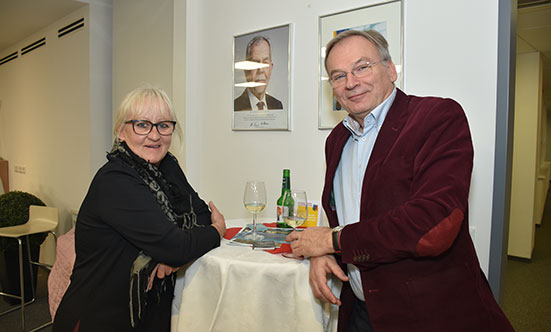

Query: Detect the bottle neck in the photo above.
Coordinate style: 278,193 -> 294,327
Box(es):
281,177 -> 290,195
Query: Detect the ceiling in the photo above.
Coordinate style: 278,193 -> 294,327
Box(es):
0,0 -> 87,52
517,2 -> 551,108
0,0 -> 550,107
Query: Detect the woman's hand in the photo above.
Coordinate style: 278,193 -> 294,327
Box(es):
147,263 -> 180,291
209,201 -> 226,238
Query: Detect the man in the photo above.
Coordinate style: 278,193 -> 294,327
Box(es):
285,30 -> 513,332
234,36 -> 283,111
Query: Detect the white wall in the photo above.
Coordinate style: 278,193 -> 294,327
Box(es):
177,0 -> 501,272
89,0 -> 113,174
113,0 -> 174,112
0,7 -> 91,264
508,51 -> 543,259
0,2 -> 112,264
112,0 -> 181,156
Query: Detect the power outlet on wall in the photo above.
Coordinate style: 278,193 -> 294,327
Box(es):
14,164 -> 26,174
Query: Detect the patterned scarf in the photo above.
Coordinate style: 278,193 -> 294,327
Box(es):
108,139 -> 202,328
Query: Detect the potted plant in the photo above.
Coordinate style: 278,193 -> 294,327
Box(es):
0,191 -> 47,304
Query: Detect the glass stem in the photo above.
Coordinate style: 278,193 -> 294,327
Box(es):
252,212 -> 258,237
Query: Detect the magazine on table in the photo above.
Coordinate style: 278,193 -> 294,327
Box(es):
227,224 -> 301,249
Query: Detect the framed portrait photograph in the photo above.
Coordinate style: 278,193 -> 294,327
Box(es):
233,24 -> 292,131
318,0 -> 403,129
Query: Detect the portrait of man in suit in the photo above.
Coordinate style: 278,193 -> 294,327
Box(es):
234,36 -> 283,111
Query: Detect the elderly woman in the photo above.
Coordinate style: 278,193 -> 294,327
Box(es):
53,87 -> 226,332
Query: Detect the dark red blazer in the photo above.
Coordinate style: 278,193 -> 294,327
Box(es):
322,89 -> 513,332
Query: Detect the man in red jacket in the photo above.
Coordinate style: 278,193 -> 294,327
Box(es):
286,29 -> 513,332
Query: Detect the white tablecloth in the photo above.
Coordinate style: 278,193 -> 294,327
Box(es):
171,219 -> 341,332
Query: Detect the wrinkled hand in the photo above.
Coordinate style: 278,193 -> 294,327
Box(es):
285,227 -> 333,258
147,263 -> 180,291
309,255 -> 349,306
209,201 -> 226,238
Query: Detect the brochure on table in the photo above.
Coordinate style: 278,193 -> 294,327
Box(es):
228,224 -> 300,249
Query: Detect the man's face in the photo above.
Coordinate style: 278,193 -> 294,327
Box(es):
245,40 -> 273,100
326,35 -> 397,124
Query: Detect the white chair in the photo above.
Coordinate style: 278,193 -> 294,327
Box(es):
0,205 -> 58,331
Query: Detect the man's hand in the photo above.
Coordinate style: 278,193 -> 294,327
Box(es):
209,201 -> 226,238
285,226 -> 333,257
309,255 -> 349,306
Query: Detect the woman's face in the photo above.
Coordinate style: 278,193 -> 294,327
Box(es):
118,100 -> 173,165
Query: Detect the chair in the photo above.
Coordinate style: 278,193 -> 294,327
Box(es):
47,226 -> 75,319
0,205 -> 58,331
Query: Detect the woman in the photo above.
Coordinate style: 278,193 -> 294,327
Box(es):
53,87 -> 226,332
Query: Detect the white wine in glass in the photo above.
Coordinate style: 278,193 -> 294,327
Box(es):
243,181 -> 266,241
282,190 -> 308,230
244,202 -> 266,214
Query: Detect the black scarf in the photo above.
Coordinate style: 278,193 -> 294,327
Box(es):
108,139 -> 202,328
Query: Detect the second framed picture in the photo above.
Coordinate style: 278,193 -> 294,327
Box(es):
318,0 -> 403,129
233,24 -> 292,131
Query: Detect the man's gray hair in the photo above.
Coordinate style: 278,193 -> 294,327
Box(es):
324,29 -> 392,70
246,35 -> 272,61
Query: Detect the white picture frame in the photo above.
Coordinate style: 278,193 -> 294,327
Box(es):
233,24 -> 292,131
318,1 -> 403,129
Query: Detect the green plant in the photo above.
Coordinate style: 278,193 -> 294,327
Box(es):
0,191 -> 47,251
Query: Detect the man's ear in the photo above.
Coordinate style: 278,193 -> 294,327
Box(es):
386,60 -> 398,83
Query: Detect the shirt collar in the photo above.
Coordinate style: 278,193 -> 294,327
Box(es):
247,89 -> 267,109
343,87 -> 397,138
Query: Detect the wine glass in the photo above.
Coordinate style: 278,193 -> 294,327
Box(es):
282,190 -> 308,230
243,181 -> 266,241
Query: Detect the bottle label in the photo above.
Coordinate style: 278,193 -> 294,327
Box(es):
276,205 -> 289,221
277,205 -> 290,227
282,178 -> 289,190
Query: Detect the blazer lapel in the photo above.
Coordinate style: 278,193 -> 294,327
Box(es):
322,123 -> 351,225
363,89 -> 410,186
323,89 -> 410,226
327,125 -> 351,175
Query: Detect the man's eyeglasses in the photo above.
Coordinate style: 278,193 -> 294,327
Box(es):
124,120 -> 176,136
329,61 -> 381,88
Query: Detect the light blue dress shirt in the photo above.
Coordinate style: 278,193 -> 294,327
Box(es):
333,88 -> 397,301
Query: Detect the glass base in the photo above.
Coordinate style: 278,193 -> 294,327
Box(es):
243,231 -> 264,241
282,252 -> 303,259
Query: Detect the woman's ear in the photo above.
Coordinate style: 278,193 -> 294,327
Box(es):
117,127 -> 125,142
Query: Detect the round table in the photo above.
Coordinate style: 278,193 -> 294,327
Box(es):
171,218 -> 341,332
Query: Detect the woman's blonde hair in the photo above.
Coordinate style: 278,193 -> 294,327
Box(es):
113,86 -> 182,140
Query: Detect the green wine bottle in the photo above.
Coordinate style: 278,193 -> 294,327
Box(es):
276,169 -> 292,228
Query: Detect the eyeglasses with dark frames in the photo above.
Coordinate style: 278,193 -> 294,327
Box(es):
124,120 -> 176,136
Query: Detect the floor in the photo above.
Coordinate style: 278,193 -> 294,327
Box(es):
502,197 -> 551,331
0,268 -> 52,332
